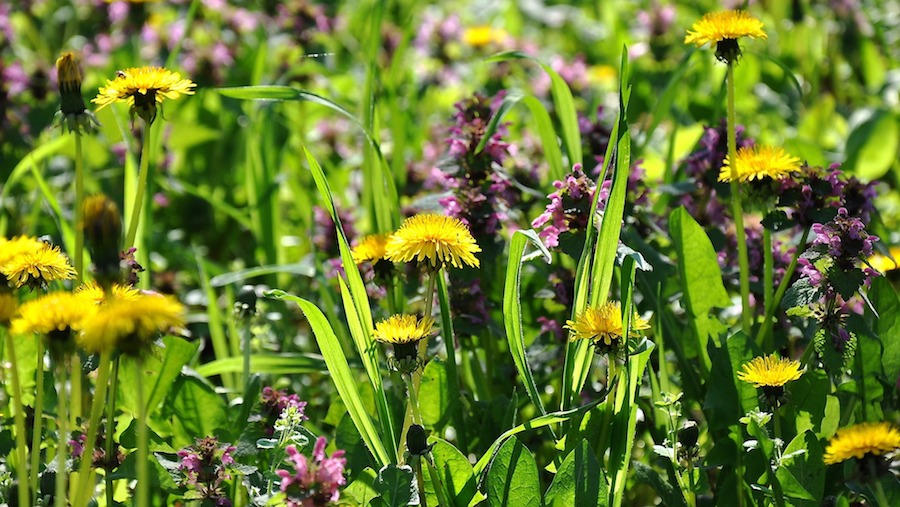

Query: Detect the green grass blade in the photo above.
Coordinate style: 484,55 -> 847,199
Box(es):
304,146 -> 398,459
484,51 -> 582,167
503,230 -> 553,420
0,136 -> 69,235
28,164 -> 74,256
268,289 -> 392,467
472,401 -> 601,478
193,353 -> 333,377
475,90 -> 566,182
209,261 -> 315,287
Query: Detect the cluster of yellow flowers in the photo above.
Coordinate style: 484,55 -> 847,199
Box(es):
1,235 -> 184,357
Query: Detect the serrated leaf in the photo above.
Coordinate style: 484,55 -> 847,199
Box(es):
375,464 -> 417,507
485,438 -> 542,507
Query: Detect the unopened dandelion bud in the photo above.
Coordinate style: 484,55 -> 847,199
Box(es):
55,52 -> 99,133
406,424 -> 430,457
82,194 -> 122,285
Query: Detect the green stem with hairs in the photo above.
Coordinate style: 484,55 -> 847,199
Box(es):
74,131 -> 85,284
74,350 -> 112,506
125,121 -> 152,249
404,374 -> 423,425
29,340 -> 45,500
756,227 -> 812,347
54,359 -> 69,507
762,228 -> 774,350
105,358 -> 121,507
726,62 -> 752,335
136,360 -> 149,507
5,334 -> 31,507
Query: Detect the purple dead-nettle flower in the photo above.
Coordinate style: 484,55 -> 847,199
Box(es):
532,165 -> 596,249
261,387 -> 308,436
811,208 -> 878,267
176,436 -> 236,506
777,165 -> 845,227
840,174 -> 879,223
277,437 -> 347,507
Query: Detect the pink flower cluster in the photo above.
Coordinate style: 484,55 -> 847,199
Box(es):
176,436 -> 236,506
277,437 -> 347,506
531,165 -> 596,249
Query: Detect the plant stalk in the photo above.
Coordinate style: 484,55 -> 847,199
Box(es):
726,62 -> 752,335
125,121 -> 152,249
74,130 -> 85,284
5,334 -> 31,507
74,350 -> 112,506
756,227 -> 812,346
54,359 -> 69,507
29,339 -> 45,499
136,359 -> 149,507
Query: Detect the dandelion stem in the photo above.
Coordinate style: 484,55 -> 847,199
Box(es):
71,354 -> 82,425
125,120 -> 152,249
762,228 -> 774,349
726,62 -> 752,335
74,350 -> 112,506
136,359 -> 149,507
54,359 -> 69,507
756,227 -> 811,346
413,457 -> 428,507
29,340 -> 45,500
404,374 -> 423,425
5,333 -> 31,507
74,130 -> 85,284
105,357 -> 121,507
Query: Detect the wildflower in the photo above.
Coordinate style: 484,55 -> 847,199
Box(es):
74,281 -> 141,305
373,314 -> 434,374
351,233 -> 389,265
261,387 -> 308,436
92,66 -> 195,124
824,422 -> 900,468
719,146 -> 802,183
76,293 -> 184,356
385,214 -> 481,269
565,302 -> 650,354
737,354 -> 804,407
868,246 -> 900,274
532,165 -> 596,250
55,52 -> 99,133
1,242 -> 76,290
82,194 -> 123,283
11,291 -> 96,358
684,11 -> 767,63
176,436 -> 236,506
462,26 -> 508,47
276,437 -> 347,507
0,292 -> 16,326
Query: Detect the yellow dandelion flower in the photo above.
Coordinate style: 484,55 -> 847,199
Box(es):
868,246 -> 900,274
385,214 -> 481,269
75,282 -> 141,305
10,291 -> 96,336
718,145 -> 802,183
737,354 -> 804,388
77,293 -> 185,355
684,10 -> 767,48
92,66 -> 195,123
565,302 -> 651,347
0,236 -> 45,266
462,26 -> 508,47
373,314 -> 434,344
1,243 -> 76,289
824,422 -> 900,465
0,293 -> 17,326
352,234 -> 390,265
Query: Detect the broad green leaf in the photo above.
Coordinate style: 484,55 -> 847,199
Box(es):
545,439 -> 608,507
668,207 -> 731,315
375,464 -> 416,507
118,336 -> 199,416
268,290 -> 392,467
785,370 -> 830,437
426,438 -> 481,507
703,332 -> 760,432
343,467 -> 380,506
166,375 -> 229,449
503,230 -> 553,422
775,430 -> 824,504
632,462 -> 687,507
485,437 -> 542,507
420,358 -> 452,430
844,109 -> 899,180
872,278 -> 900,382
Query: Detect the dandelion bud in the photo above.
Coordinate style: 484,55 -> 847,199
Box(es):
55,52 -> 98,133
82,194 -> 122,285
406,424 -> 430,457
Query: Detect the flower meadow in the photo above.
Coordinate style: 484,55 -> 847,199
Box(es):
2,1 -> 900,506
